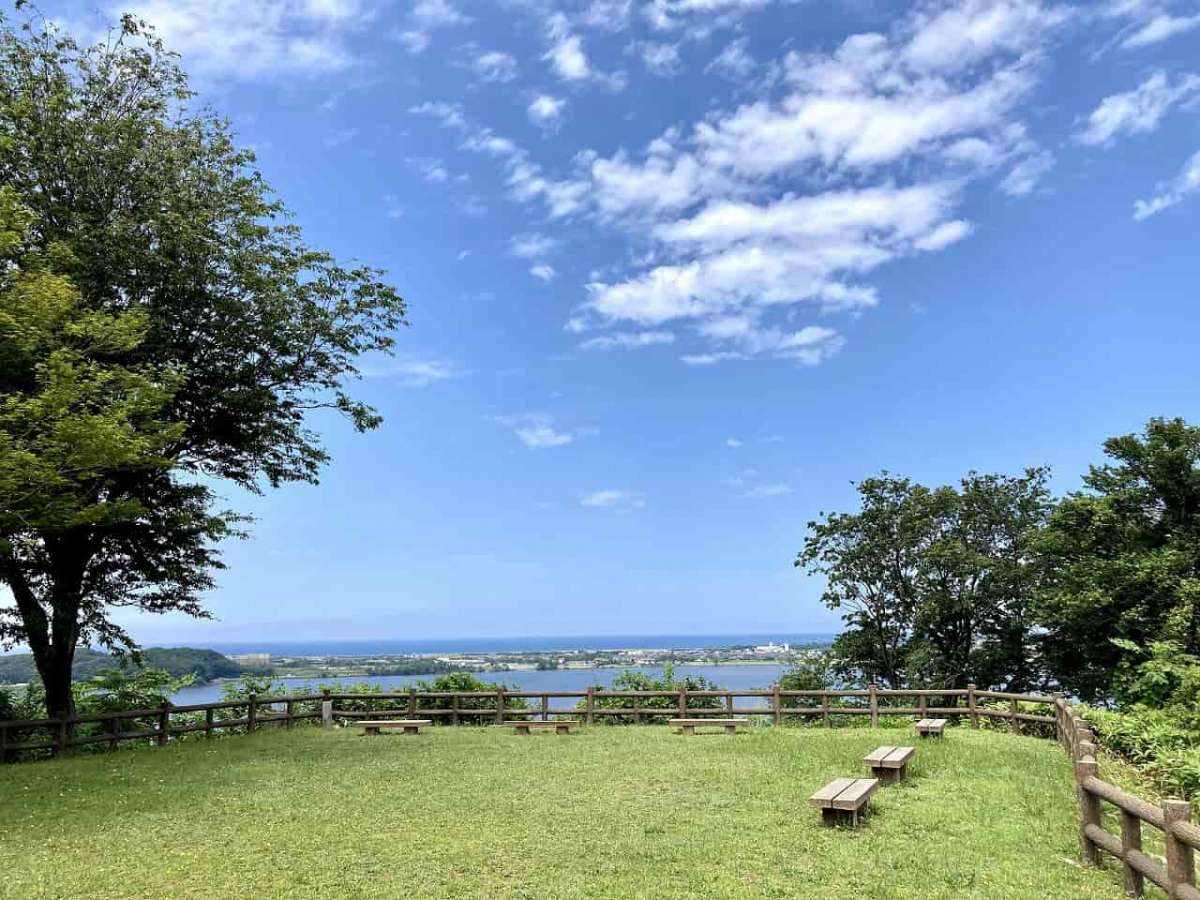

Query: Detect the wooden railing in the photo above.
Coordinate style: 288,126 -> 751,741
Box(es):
0,694 -> 325,758
1056,696 -> 1199,898
1,682 -> 1195,896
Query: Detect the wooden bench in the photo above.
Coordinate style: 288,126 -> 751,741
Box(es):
359,719 -> 431,736
915,718 -> 948,738
809,778 -> 879,827
864,745 -> 915,782
502,721 -> 577,735
669,718 -> 743,735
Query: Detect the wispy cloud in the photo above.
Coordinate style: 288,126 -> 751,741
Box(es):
580,489 -> 645,509
1076,71 -> 1200,146
578,331 -> 674,351
495,413 -> 584,448
1134,149 -> 1200,219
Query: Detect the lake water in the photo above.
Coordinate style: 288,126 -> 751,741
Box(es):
169,664 -> 792,706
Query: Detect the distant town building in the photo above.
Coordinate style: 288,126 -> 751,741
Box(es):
229,653 -> 271,667
753,642 -> 790,654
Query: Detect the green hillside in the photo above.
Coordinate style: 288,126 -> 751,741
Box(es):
0,648 -> 244,686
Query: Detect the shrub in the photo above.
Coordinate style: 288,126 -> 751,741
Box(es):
581,665 -> 725,724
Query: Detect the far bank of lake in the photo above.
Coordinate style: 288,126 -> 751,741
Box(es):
170,663 -> 792,706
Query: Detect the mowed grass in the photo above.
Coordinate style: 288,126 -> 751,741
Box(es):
1,725 -> 1132,899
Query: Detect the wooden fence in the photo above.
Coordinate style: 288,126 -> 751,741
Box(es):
1056,698 -> 1200,898
1,683 -> 1196,896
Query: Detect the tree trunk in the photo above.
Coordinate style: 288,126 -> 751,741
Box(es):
34,646 -> 76,722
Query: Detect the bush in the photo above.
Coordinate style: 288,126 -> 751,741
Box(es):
581,665 -> 725,724
320,673 -> 527,722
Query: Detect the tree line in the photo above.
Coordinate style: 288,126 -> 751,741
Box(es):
796,417 -> 1200,703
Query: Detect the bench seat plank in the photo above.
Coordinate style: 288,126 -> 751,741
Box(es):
668,719 -> 740,726
832,778 -> 878,810
809,778 -> 858,808
883,747 -> 915,766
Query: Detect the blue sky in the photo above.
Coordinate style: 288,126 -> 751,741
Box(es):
45,0 -> 1200,644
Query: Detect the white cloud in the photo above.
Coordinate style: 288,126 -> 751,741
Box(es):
707,37 -> 755,79
364,357 -> 461,387
580,489 -> 645,509
1122,12 -> 1200,48
742,482 -> 792,499
638,42 -> 683,76
496,413 -> 579,448
1133,149 -> 1200,219
517,423 -> 572,447
581,0 -> 634,32
528,94 -> 567,129
901,0 -> 1073,74
1076,71 -> 1200,146
578,331 -> 675,350
544,12 -> 627,89
999,149 -> 1055,195
109,0 -> 373,80
467,48 -> 519,83
382,194 -> 404,219
725,437 -> 743,447
413,0 -> 470,28
913,219 -> 974,251
395,30 -> 430,54
407,157 -> 450,183
530,264 -> 558,281
511,233 -> 560,259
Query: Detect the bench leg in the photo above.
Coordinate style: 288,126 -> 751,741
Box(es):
820,808 -> 839,826
403,726 -> 419,735
724,724 -> 736,735
681,725 -> 695,736
364,727 -> 379,736
555,725 -> 569,735
516,726 -> 530,735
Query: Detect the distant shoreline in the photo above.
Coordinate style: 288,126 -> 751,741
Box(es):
202,633 -> 837,657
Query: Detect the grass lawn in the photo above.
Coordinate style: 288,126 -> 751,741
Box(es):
0,725 -> 1133,899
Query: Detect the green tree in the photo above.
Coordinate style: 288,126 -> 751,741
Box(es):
795,475 -> 928,688
1037,418 -> 1200,701
797,469 -> 1051,690
0,14 -> 406,719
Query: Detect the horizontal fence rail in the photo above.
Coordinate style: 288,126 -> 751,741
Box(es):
0,682 -> 1193,896
0,683 -> 1056,758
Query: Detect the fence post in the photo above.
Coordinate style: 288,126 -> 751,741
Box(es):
451,693 -> 461,726
109,715 -> 120,751
541,695 -> 549,722
968,684 -> 978,729
1009,698 -> 1020,735
1119,809 -> 1144,896
285,700 -> 294,730
247,694 -> 257,733
918,692 -> 927,719
0,722 -> 7,763
407,690 -> 417,718
321,689 -> 332,729
821,692 -> 830,728
205,707 -> 215,737
1053,693 -> 1065,748
586,687 -> 595,725
726,694 -> 734,719
678,688 -> 687,719
495,689 -> 505,725
868,683 -> 878,728
53,717 -> 68,757
773,686 -> 781,726
157,701 -> 170,746
1164,799 -> 1196,897
633,693 -> 641,724
1076,757 -> 1101,867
